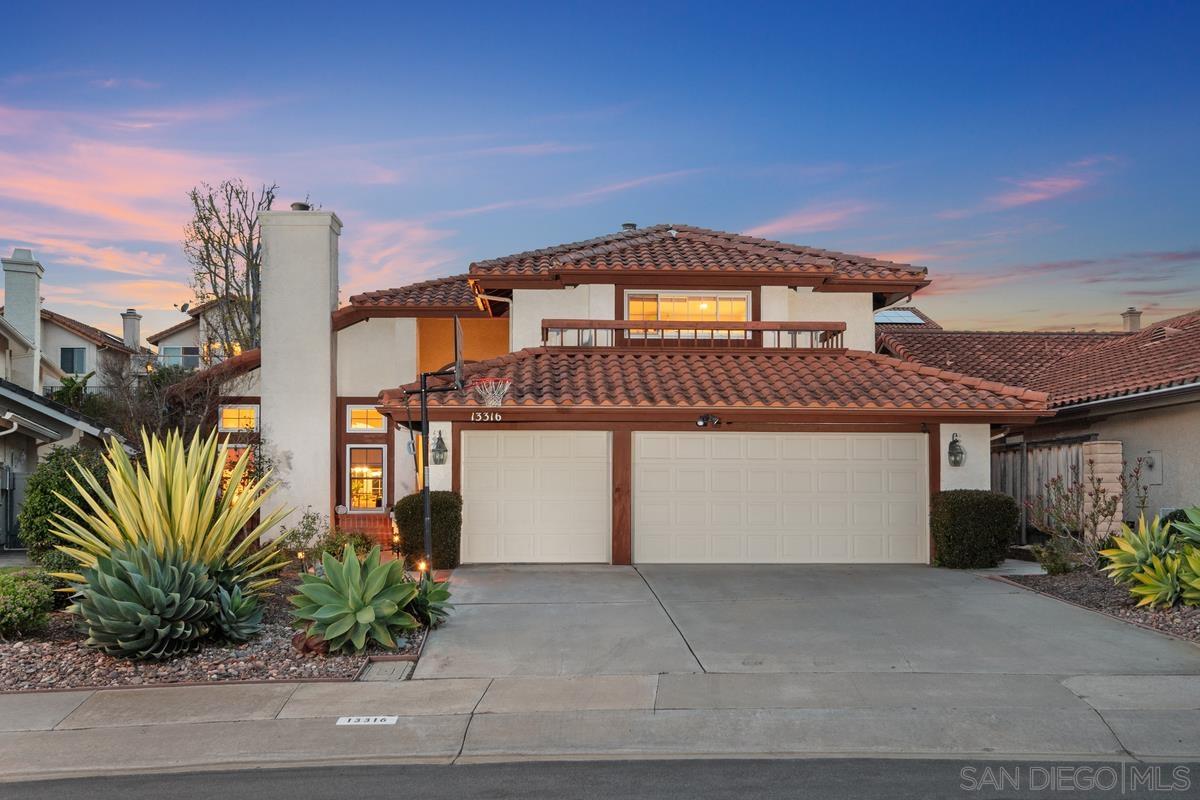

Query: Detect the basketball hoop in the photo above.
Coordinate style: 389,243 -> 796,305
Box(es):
470,377 -> 512,407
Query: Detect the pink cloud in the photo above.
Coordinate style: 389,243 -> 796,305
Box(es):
991,176 -> 1088,209
745,200 -> 873,238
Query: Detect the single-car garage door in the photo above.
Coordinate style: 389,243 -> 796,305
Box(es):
634,432 -> 928,563
461,430 -> 611,563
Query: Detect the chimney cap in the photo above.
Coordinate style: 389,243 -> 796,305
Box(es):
122,308 -> 141,317
621,222 -> 637,231
290,201 -> 312,212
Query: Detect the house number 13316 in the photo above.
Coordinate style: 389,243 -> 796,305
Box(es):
470,411 -> 502,422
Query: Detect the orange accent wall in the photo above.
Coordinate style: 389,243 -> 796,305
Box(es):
417,317 -> 509,374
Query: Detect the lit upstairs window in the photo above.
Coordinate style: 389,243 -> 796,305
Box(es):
218,404 -> 259,432
347,406 -> 386,432
626,291 -> 750,339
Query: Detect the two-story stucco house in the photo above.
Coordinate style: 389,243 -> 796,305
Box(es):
186,207 -> 1050,566
0,249 -> 120,549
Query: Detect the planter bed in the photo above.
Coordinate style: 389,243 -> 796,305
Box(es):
1010,569 -> 1200,645
0,572 -> 425,692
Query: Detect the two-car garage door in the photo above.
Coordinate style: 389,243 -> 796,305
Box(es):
633,432 -> 928,563
460,430 -> 928,564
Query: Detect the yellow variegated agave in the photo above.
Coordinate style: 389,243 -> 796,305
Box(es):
50,429 -> 291,596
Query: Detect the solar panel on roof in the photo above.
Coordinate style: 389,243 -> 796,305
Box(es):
874,309 -> 925,324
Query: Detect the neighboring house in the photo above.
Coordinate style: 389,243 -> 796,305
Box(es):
1,248 -> 146,395
146,297 -> 245,368
878,307 -> 1200,516
185,212 -> 1050,565
0,250 -> 120,549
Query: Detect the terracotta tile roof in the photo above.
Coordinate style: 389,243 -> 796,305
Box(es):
468,224 -> 929,284
349,275 -> 476,308
1028,310 -> 1200,406
39,308 -> 140,354
874,306 -> 942,332
381,348 -> 1047,414
877,329 -> 1124,389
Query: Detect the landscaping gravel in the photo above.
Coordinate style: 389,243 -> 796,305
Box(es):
1011,569 -> 1200,644
0,574 -> 425,692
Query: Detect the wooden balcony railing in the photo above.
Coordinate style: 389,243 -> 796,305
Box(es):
540,319 -> 847,350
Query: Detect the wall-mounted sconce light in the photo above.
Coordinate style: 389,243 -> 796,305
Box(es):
696,414 -> 721,428
948,433 -> 966,467
431,431 -> 448,465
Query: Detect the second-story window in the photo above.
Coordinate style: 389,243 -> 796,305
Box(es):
218,404 -> 259,432
160,346 -> 201,369
347,405 -> 386,432
626,291 -> 750,339
59,347 -> 86,374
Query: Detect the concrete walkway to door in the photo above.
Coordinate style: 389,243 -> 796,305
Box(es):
415,564 -> 1200,678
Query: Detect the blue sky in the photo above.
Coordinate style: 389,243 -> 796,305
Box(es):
2,1 -> 1198,337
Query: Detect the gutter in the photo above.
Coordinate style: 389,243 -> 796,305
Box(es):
0,384 -> 105,438
0,412 -> 62,442
1056,379 -> 1200,412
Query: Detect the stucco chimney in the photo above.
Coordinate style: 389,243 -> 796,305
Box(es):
121,308 -> 142,350
258,206 -> 343,535
1121,306 -> 1142,333
1,248 -> 44,391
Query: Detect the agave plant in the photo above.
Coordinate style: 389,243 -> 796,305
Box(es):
50,429 -> 291,596
290,544 -> 418,653
1180,547 -> 1200,607
1099,516 -> 1175,585
1128,554 -> 1182,609
213,584 -> 263,643
1170,507 -> 1200,548
71,543 -> 218,660
407,572 -> 454,628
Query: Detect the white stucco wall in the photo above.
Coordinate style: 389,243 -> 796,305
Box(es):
336,317 -> 418,396
939,423 -> 991,491
509,285 -> 615,350
259,210 -> 342,535
761,286 -> 876,351
40,321 -> 100,388
154,322 -> 200,350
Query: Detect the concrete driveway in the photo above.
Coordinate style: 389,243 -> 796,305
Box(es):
414,564 -> 1200,679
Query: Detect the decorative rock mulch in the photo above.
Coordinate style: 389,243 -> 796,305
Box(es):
0,574 -> 425,692
1010,569 -> 1200,644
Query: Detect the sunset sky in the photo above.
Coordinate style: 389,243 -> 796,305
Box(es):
3,1 -> 1198,339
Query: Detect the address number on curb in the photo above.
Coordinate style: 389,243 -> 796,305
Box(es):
470,411 -> 503,422
336,716 -> 398,726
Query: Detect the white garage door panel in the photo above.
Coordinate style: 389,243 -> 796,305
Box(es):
461,431 -> 610,563
634,432 -> 928,564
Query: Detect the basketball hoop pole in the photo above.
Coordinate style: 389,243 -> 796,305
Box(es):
407,367 -> 458,572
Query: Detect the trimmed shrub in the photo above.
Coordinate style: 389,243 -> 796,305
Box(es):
394,491 -> 462,570
316,529 -> 373,559
0,568 -> 54,637
931,490 -> 1019,569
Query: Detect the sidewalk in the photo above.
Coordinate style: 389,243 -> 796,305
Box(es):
2,672 -> 1198,781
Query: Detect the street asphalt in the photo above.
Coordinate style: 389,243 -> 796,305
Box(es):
4,759 -> 1197,800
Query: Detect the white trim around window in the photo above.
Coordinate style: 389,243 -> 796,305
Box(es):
345,443 -> 388,513
217,403 -> 259,433
345,404 -> 387,433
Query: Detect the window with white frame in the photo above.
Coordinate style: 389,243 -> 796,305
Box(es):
346,405 -> 386,432
346,445 -> 386,511
625,290 -> 751,339
218,404 -> 259,432
159,346 -> 201,369
59,347 -> 86,374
